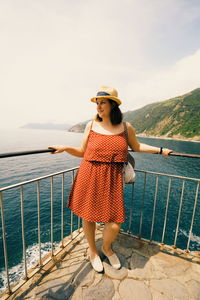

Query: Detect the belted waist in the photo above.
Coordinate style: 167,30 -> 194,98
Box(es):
84,151 -> 128,163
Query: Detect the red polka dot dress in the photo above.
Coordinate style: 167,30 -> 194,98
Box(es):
66,121 -> 128,223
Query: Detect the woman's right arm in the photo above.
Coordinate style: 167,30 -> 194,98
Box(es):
126,122 -> 173,156
48,120 -> 92,157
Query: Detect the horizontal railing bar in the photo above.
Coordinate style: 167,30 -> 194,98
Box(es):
128,150 -> 200,159
168,152 -> 200,159
0,148 -> 55,158
0,167 -> 79,192
135,169 -> 200,182
0,148 -> 200,159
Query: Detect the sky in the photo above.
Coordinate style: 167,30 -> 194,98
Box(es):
1,0 -> 200,129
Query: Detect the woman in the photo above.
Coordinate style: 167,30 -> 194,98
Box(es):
48,86 -> 173,273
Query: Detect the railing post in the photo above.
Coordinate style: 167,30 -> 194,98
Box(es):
50,176 -> 54,257
20,185 -> 28,279
150,176 -> 159,242
61,173 -> 64,247
78,216 -> 81,232
139,172 -> 146,238
37,180 -> 42,266
70,170 -> 75,238
0,191 -> 11,294
187,181 -> 199,251
128,183 -> 135,233
174,180 -> 185,247
161,177 -> 172,244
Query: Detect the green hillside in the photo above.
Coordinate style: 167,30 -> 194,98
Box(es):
69,88 -> 200,141
123,88 -> 200,140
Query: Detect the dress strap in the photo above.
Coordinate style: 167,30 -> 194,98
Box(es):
90,119 -> 94,131
123,122 -> 128,141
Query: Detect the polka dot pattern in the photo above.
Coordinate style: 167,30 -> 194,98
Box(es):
66,123 -> 128,223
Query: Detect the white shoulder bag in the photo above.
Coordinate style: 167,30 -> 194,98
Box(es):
123,122 -> 136,184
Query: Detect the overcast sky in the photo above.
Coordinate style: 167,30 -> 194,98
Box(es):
1,0 -> 200,129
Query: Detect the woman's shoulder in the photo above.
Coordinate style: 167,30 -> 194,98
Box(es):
123,121 -> 132,128
84,119 -> 94,132
85,120 -> 93,127
123,121 -> 136,133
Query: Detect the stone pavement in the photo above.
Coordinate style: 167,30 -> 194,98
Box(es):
8,223 -> 200,300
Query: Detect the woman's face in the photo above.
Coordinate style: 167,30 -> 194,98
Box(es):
96,98 -> 111,119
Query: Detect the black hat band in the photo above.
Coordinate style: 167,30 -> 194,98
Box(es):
96,92 -> 111,97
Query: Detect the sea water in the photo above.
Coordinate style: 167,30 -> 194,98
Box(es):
0,128 -> 200,292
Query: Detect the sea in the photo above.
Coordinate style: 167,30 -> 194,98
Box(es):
0,128 -> 200,292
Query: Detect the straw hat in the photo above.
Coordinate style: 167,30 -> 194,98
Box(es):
90,86 -> 122,105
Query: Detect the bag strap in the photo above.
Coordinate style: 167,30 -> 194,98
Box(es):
123,122 -> 135,168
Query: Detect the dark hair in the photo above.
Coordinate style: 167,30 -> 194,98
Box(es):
96,99 -> 123,125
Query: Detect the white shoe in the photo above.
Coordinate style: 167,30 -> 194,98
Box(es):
101,246 -> 121,269
89,254 -> 104,272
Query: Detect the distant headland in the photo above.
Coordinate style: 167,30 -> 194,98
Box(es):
20,122 -> 71,131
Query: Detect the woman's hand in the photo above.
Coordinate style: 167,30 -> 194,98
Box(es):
162,148 -> 173,156
48,145 -> 66,154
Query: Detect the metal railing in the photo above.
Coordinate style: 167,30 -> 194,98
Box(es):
0,167 -> 81,295
127,170 -> 200,248
0,149 -> 200,296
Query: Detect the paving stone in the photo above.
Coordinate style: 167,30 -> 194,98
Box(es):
116,234 -> 145,249
172,268 -> 200,286
70,286 -> 83,300
61,253 -> 84,269
128,267 -> 166,280
112,242 -> 133,258
69,247 -> 87,260
191,262 -> 200,275
119,279 -> 152,300
68,258 -> 88,276
150,252 -> 191,277
103,262 -> 128,280
149,289 -> 170,300
112,279 -> 120,290
82,277 -> 115,300
185,279 -> 200,300
147,243 -> 162,257
112,291 -> 121,300
79,269 -> 95,287
132,246 -> 150,258
150,279 -> 189,299
130,252 -> 150,269
72,262 -> 95,287
90,273 -> 103,287
40,296 -> 53,300
32,278 -> 75,300
128,252 -> 165,280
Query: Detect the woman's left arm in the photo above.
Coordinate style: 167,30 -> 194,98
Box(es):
126,122 -> 173,157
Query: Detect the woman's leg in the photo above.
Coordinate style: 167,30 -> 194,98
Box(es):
82,219 -> 98,259
102,222 -> 121,255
